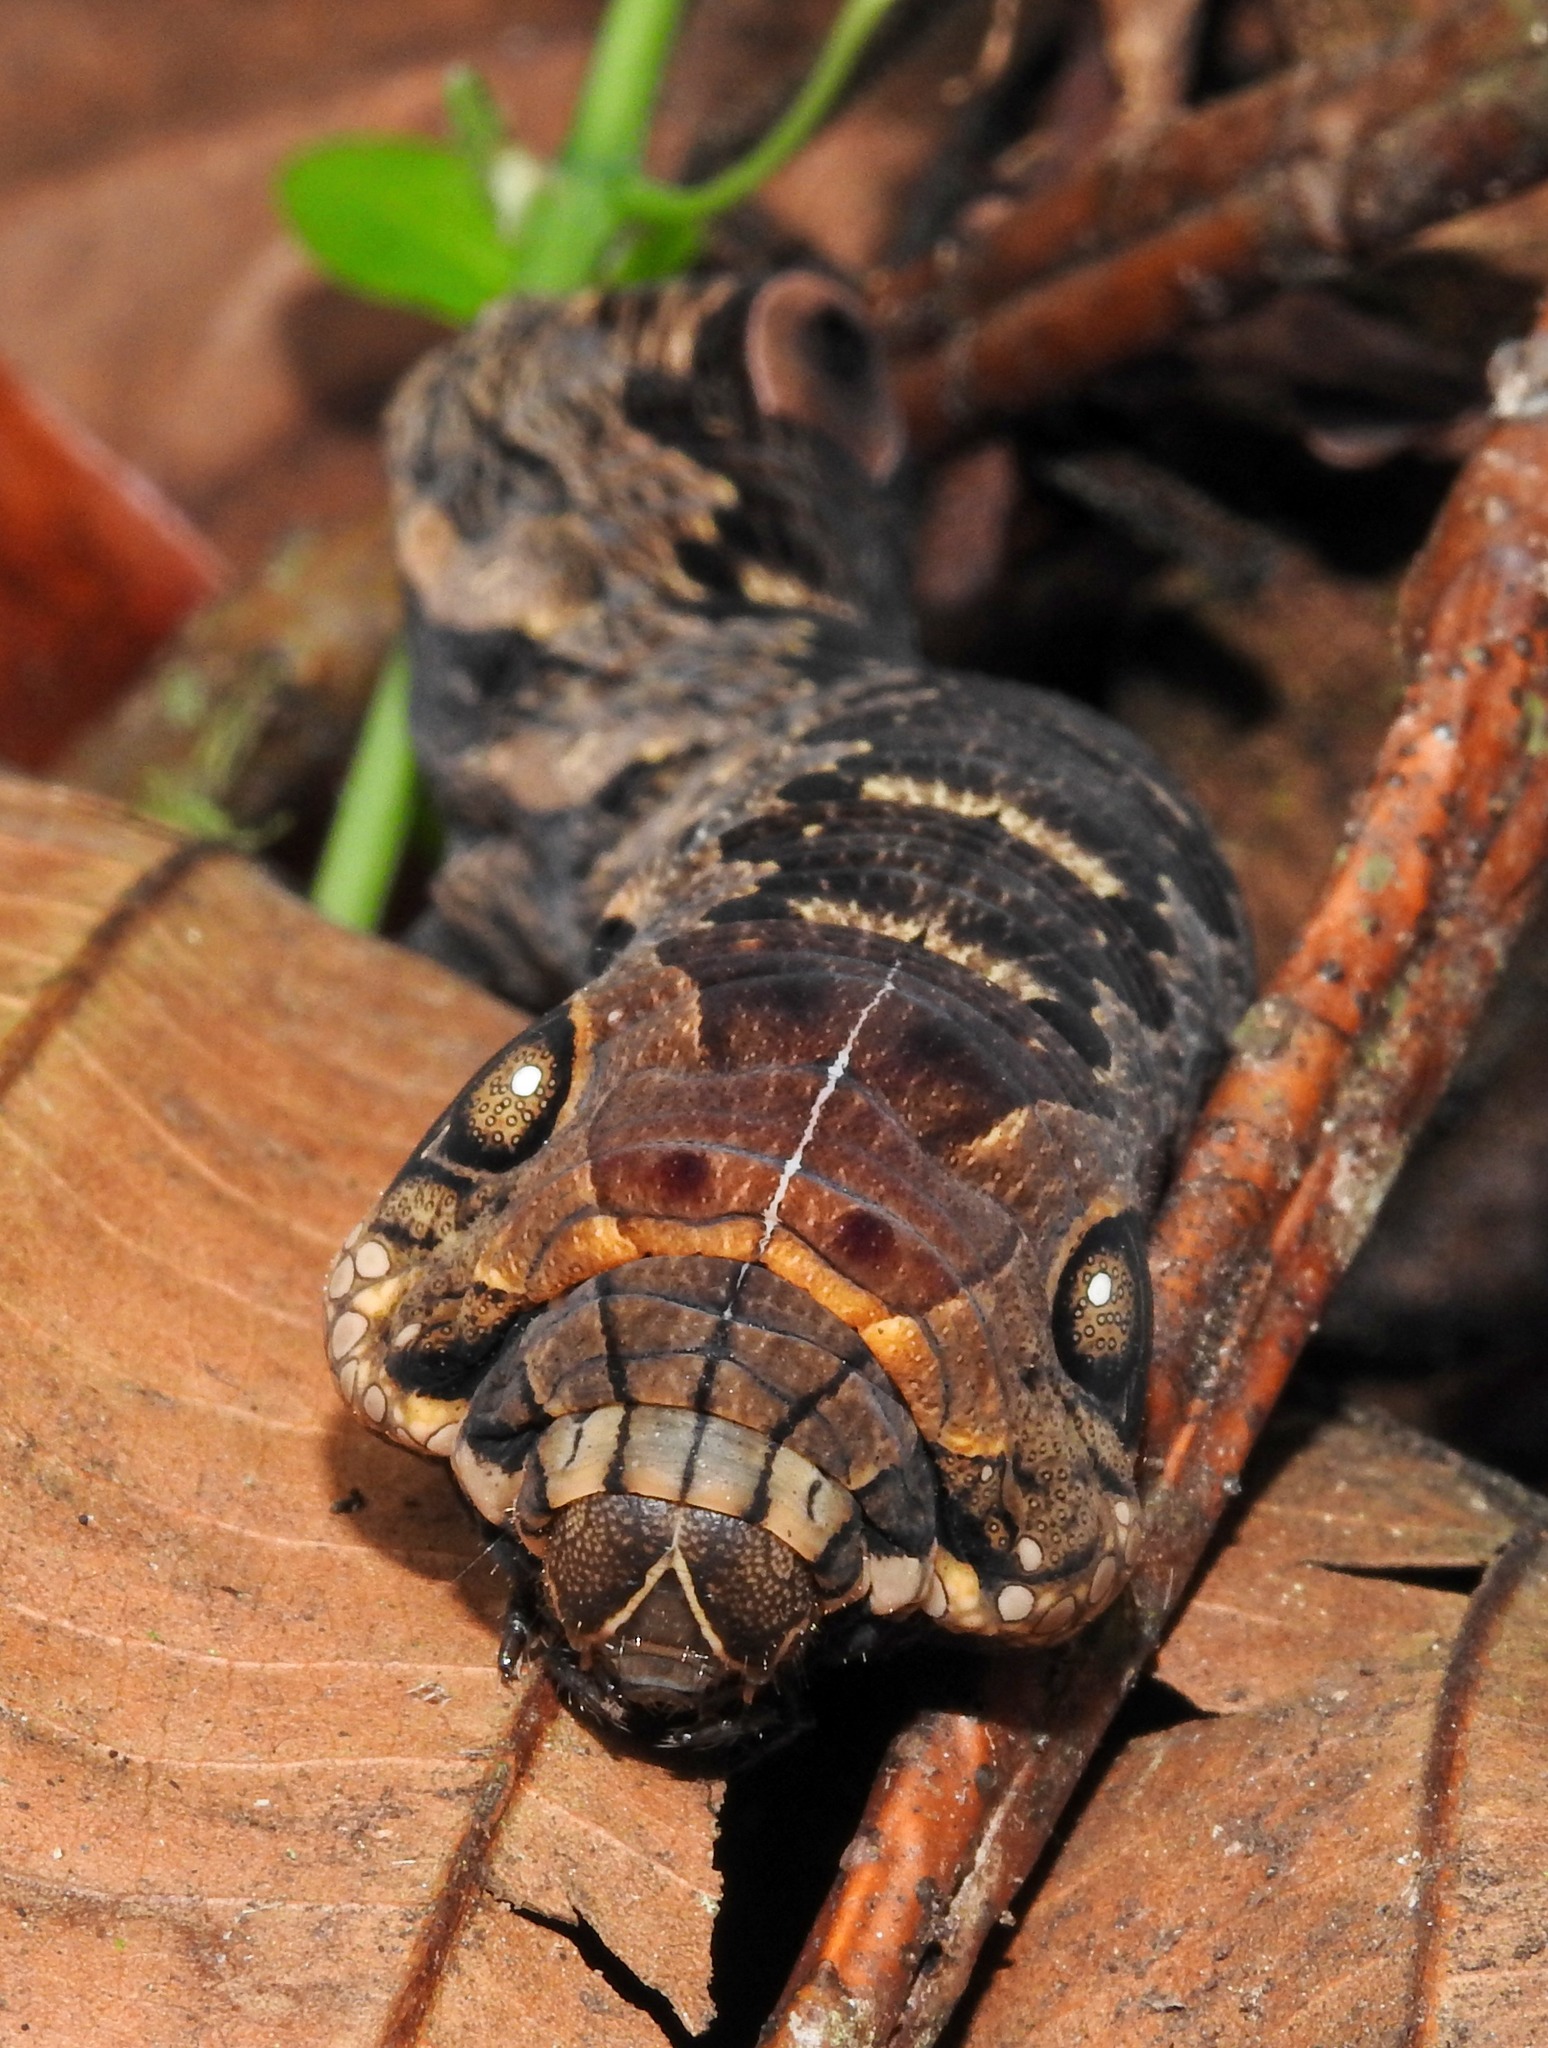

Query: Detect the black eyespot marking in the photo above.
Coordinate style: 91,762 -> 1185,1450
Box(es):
444,1006 -> 575,1170
588,915 -> 636,975
1051,1212 -> 1151,1448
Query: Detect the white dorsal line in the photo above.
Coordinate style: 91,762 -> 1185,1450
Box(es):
754,965 -> 899,1260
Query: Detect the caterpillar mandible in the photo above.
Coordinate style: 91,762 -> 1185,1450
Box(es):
323,271 -> 1253,1749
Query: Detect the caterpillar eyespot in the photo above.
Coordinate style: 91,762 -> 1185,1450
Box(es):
446,1012 -> 573,1171
1052,1213 -> 1152,1449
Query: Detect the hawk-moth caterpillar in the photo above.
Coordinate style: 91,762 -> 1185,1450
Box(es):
323,272 -> 1253,1748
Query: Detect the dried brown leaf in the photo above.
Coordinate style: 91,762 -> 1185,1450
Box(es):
483,1709 -> 720,2033
0,776 -> 721,2043
1157,1409 -> 1531,1711
957,1412 -> 1548,2048
417,1902 -> 669,2046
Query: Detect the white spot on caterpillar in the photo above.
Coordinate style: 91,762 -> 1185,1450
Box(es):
1086,1270 -> 1114,1307
354,1240 -> 391,1280
362,1383 -> 388,1424
868,1554 -> 930,1615
509,1062 -> 544,1098
391,1322 -> 422,1350
1015,1535 -> 1044,1573
755,965 -> 898,1257
327,1257 -> 355,1300
997,1584 -> 1035,1622
1035,1594 -> 1079,1638
1089,1554 -> 1120,1607
329,1311 -> 368,1360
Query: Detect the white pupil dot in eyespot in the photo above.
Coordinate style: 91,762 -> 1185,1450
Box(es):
1086,1269 -> 1114,1308
509,1062 -> 544,1099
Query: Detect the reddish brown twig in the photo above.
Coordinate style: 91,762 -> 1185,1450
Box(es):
869,0 -> 1548,448
761,313 -> 1548,2048
873,1 -> 1522,339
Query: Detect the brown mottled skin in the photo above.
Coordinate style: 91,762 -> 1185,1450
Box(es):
323,273 -> 1254,1750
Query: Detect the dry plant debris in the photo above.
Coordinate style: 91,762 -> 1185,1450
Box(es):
57,514 -> 399,847
873,0 -> 1548,446
1053,447 -> 1408,968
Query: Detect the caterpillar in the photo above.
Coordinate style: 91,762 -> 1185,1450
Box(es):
323,271 -> 1254,1749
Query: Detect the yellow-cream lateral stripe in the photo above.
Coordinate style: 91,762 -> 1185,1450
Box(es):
858,772 -> 1126,900
788,897 -> 1055,1007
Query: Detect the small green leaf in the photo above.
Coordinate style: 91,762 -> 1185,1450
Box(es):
280,138 -> 514,322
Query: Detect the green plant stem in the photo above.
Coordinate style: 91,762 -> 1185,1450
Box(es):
506,169 -> 627,292
507,0 -> 692,291
310,644 -> 419,930
560,0 -> 690,173
618,0 -> 898,224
